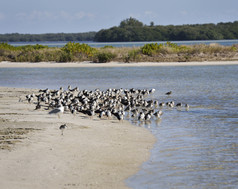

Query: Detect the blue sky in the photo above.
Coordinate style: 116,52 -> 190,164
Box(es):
0,0 -> 238,34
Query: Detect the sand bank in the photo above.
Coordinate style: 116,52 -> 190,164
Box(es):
0,87 -> 155,189
0,60 -> 238,68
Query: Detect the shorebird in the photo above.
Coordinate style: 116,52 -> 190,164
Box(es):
185,104 -> 189,110
165,91 -> 172,96
149,88 -> 156,94
176,103 -> 182,107
154,110 -> 163,119
145,113 -> 152,121
35,102 -> 41,110
49,105 -> 64,118
159,102 -> 165,107
138,112 -> 145,121
59,124 -> 67,135
106,110 -> 112,119
25,86 -> 192,130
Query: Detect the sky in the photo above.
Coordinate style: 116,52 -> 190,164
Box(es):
0,0 -> 238,34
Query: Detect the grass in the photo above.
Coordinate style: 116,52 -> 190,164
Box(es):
0,42 -> 237,63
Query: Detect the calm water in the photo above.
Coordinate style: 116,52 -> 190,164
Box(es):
0,65 -> 238,188
8,39 -> 238,48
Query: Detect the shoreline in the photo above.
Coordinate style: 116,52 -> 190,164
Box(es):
0,60 -> 238,68
0,87 -> 156,189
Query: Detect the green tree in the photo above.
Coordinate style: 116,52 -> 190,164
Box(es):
119,17 -> 143,28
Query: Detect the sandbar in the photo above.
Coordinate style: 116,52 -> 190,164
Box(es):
0,60 -> 238,68
0,87 -> 155,189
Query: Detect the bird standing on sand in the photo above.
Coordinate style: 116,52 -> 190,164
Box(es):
35,102 -> 41,110
59,124 -> 67,135
49,105 -> 64,118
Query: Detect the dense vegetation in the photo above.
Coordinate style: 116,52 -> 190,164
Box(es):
0,18 -> 238,43
0,32 -> 96,42
94,18 -> 238,42
0,42 -> 237,63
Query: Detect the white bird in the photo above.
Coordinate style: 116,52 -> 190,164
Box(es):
138,112 -> 145,121
49,105 -> 64,118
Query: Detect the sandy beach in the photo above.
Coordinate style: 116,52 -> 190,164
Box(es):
0,60 -> 238,68
0,87 -> 156,189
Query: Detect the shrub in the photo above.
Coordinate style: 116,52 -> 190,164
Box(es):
17,44 -> 48,51
124,49 -> 141,62
0,42 -> 17,50
101,45 -> 114,49
95,52 -> 116,63
141,43 -> 162,56
33,54 -> 43,62
59,51 -> 73,62
62,42 -> 97,57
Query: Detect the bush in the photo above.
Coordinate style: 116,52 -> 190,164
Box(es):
33,53 -> 44,62
141,43 -> 162,56
59,51 -> 73,62
62,42 -> 97,57
101,45 -> 114,49
95,52 -> 116,63
0,42 -> 17,50
124,49 -> 141,62
18,44 -> 48,51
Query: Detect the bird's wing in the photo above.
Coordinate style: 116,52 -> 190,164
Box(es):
49,108 -> 60,114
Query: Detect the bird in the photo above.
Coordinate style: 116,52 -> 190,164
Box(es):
59,124 -> 67,135
106,110 -> 112,119
149,88 -> 156,94
49,105 -> 64,118
185,104 -> 189,110
35,102 -> 41,110
154,110 -> 163,119
99,111 -> 105,119
25,86 -> 192,130
176,103 -> 182,107
165,91 -> 172,96
159,102 -> 165,107
138,112 -> 145,121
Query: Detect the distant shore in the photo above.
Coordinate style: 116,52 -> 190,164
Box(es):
1,60 -> 238,68
0,87 -> 155,189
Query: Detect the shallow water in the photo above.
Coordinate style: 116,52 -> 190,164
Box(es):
8,39 -> 238,48
0,65 -> 238,188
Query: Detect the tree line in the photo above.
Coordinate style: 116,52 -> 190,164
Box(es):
0,18 -> 238,42
94,18 -> 238,42
0,32 -> 96,42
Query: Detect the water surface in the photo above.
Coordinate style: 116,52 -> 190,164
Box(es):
8,39 -> 238,48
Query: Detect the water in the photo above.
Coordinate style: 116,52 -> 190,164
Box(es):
0,65 -> 238,188
8,39 -> 238,48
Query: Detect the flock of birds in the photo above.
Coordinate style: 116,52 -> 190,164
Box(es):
25,86 -> 189,134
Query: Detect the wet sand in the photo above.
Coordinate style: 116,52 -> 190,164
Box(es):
0,87 -> 155,189
0,60 -> 238,68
